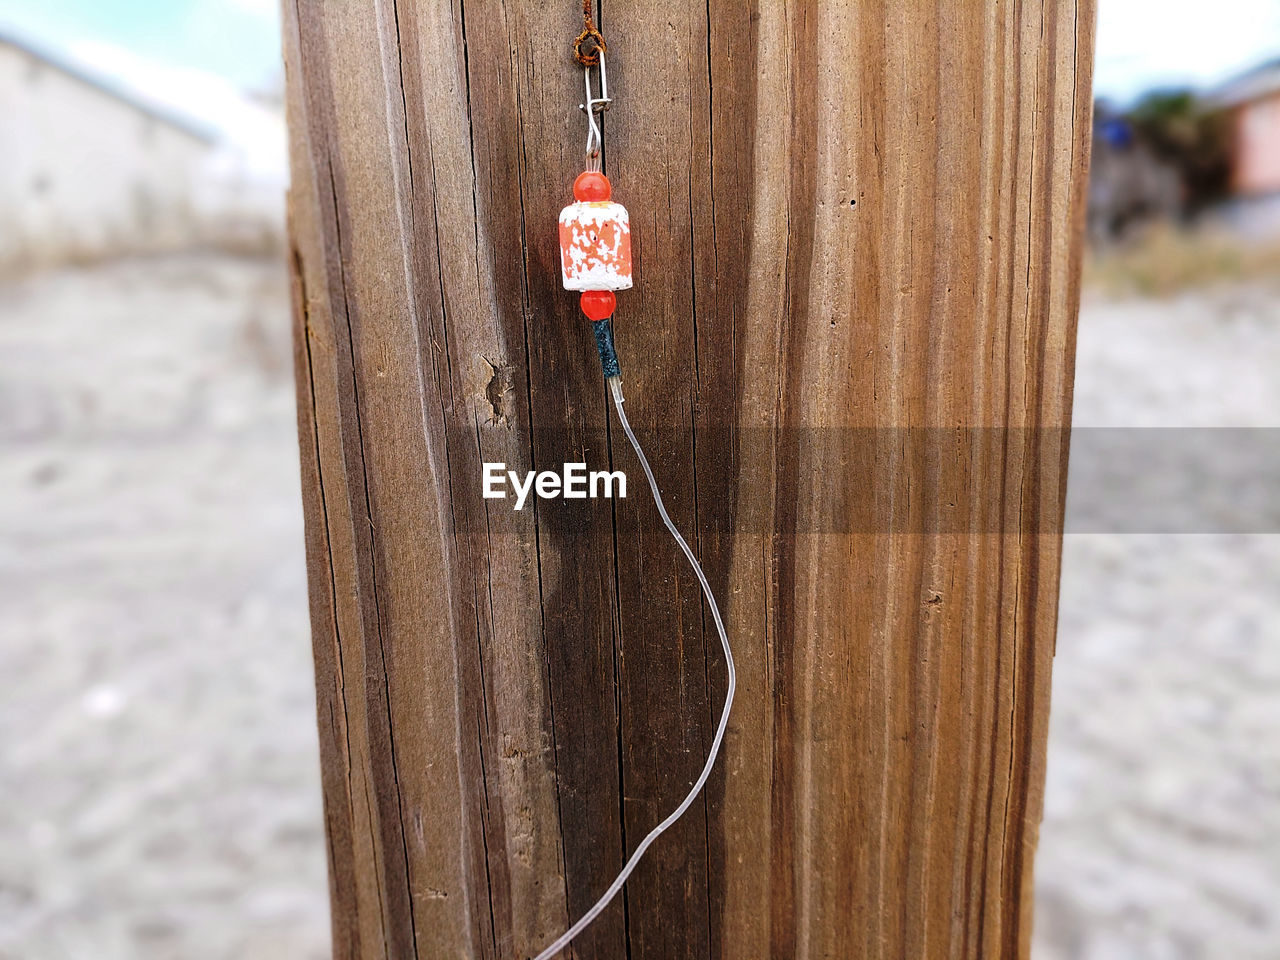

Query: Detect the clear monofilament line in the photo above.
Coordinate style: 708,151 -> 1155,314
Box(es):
531,376 -> 737,960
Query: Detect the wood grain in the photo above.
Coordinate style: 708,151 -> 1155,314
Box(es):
284,0 -> 1095,957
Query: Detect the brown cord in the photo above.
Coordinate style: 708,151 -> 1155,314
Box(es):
573,0 -> 606,66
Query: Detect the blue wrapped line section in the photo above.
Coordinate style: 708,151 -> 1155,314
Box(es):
592,317 -> 621,379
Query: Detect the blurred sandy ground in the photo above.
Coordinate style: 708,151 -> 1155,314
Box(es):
1035,272 -> 1280,959
0,256 -> 326,959
0,247 -> 1278,959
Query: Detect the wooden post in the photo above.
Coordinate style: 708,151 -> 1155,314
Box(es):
284,1 -> 1094,957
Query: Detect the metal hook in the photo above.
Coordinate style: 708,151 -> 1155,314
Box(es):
579,49 -> 611,172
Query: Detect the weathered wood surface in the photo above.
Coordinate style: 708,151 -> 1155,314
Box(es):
283,1 -> 1095,957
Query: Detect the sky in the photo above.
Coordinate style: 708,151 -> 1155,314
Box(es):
1094,0 -> 1280,103
0,0 -> 281,91
1,0 -> 1279,118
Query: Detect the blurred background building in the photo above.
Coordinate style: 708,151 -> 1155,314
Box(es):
1221,58 -> 1280,193
1218,58 -> 1280,234
0,25 -> 284,272
1089,63 -> 1280,243
0,32 -> 216,265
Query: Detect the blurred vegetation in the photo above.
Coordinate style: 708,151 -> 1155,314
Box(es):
1127,90 -> 1233,214
1084,223 -> 1280,298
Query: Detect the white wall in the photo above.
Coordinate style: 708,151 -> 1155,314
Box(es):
0,42 -> 215,266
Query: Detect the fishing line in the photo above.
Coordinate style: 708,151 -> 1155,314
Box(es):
529,14 -> 736,960
531,378 -> 736,960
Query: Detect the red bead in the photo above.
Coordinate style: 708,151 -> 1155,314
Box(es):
580,290 -> 616,321
573,171 -> 612,202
